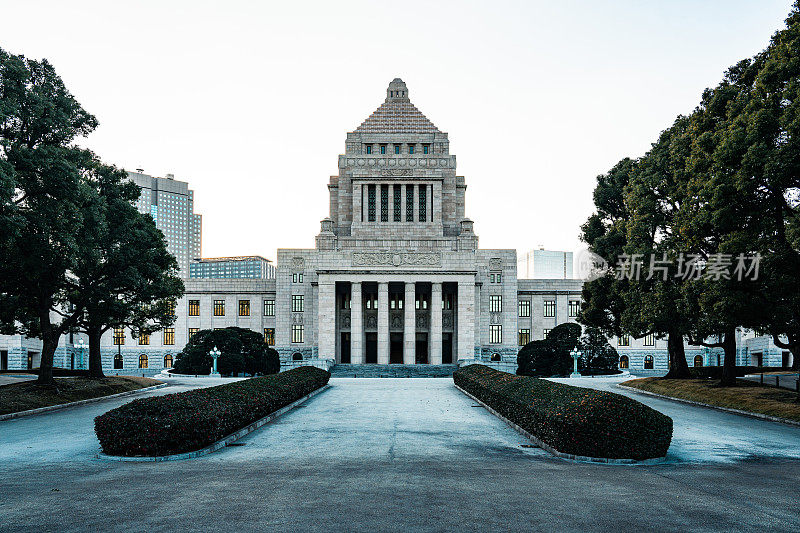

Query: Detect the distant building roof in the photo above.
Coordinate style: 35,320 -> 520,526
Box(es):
193,256 -> 272,264
354,78 -> 441,134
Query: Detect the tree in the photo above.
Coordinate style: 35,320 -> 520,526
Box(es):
71,162 -> 183,378
0,48 -> 99,384
577,326 -> 620,374
517,322 -> 581,377
174,327 -> 280,376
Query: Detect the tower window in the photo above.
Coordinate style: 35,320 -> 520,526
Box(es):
419,185 -> 427,222
406,186 -> 414,221
368,184 -> 376,222
380,145 -> 386,154
393,185 -> 401,222
408,145 -> 415,154
365,145 -> 372,154
381,185 -> 389,222
423,144 -> 430,154
394,145 -> 400,154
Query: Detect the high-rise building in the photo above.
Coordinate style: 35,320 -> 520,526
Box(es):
190,256 -> 276,279
127,171 -> 202,278
518,249 -> 573,279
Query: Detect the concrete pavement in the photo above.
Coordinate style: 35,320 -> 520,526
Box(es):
1,377 -> 800,532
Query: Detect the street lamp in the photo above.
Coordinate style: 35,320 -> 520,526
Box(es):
570,347 -> 582,378
209,346 -> 221,377
77,338 -> 87,370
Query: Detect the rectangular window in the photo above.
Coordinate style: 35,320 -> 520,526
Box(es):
408,144 -> 415,154
188,328 -> 199,340
618,335 -> 630,347
568,300 -> 580,318
489,295 -> 502,313
381,184 -> 389,222
292,295 -> 304,312
518,300 -> 530,317
644,333 -> 655,346
394,144 -> 400,154
138,333 -> 150,346
489,325 -> 502,344
264,328 -> 275,346
406,186 -> 414,221
264,299 -> 275,316
393,184 -> 401,222
166,300 -> 176,317
380,145 -> 386,154
292,272 -> 304,283
365,145 -> 372,154
423,144 -> 430,154
214,300 -> 225,316
368,184 -> 376,222
518,329 -> 530,346
543,328 -> 551,339
442,293 -> 454,310
543,300 -> 556,318
188,299 -> 200,316
291,325 -> 304,343
415,294 -> 428,310
239,299 -> 250,316
113,327 -> 125,345
490,272 -> 502,284
419,185 -> 427,221
163,328 -> 175,345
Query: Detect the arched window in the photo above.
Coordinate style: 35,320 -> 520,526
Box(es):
114,352 -> 123,369
644,355 -> 654,370
619,355 -> 629,369
292,352 -> 303,361
491,353 -> 502,362
164,354 -> 174,369
138,353 -> 148,369
693,355 -> 703,367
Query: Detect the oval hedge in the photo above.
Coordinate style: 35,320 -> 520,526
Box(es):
454,364 -> 672,460
95,366 -> 330,457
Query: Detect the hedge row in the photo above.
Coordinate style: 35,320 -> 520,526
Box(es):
454,364 -> 672,460
688,366 -> 791,379
95,366 -> 330,457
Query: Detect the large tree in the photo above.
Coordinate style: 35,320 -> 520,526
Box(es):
0,48 -> 98,384
174,327 -> 280,376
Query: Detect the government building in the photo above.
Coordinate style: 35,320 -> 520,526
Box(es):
0,79 -> 790,374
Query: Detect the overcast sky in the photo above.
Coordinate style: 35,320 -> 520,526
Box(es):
0,0 -> 794,261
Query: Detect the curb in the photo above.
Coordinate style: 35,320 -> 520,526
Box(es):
96,384 -> 331,462
617,384 -> 800,427
0,383 -> 169,422
454,384 -> 665,465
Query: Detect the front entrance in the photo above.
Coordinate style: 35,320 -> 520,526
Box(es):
416,333 -> 428,364
340,332 -> 351,363
389,333 -> 403,364
365,333 -> 378,364
442,333 -> 453,364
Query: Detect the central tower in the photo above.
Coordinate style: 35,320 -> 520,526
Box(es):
317,78 -> 476,251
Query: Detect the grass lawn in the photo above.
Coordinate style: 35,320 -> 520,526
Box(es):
0,376 -> 161,416
622,378 -> 800,423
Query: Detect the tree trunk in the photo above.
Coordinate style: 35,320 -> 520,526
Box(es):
791,344 -> 800,371
720,328 -> 738,387
37,308 -> 57,385
88,326 -> 105,378
664,329 -> 691,379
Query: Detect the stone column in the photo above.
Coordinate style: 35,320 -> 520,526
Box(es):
378,282 -> 389,364
318,280 -> 336,361
457,279 -> 475,362
350,282 -> 363,364
430,282 -> 443,365
404,282 -> 416,364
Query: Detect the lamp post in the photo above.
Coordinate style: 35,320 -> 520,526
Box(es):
77,338 -> 87,370
209,346 -> 221,377
570,347 -> 582,378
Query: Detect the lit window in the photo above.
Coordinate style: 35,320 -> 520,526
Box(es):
644,355 -> 654,369
214,300 -> 225,316
138,333 -> 150,346
518,329 -> 530,346
518,300 -> 530,317
138,354 -> 148,369
568,300 -> 580,318
292,295 -> 304,313
291,325 -> 304,343
188,300 -> 200,316
489,325 -> 502,344
264,328 -> 275,346
166,300 -> 176,317
618,335 -> 630,347
644,333 -> 655,346
619,355 -> 629,369
188,328 -> 199,340
264,299 -> 275,316
239,299 -> 250,316
543,300 -> 556,318
113,327 -> 125,346
163,354 -> 173,369
490,295 -> 502,313
163,328 -> 175,345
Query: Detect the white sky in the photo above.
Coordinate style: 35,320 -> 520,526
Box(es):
0,0 -> 794,261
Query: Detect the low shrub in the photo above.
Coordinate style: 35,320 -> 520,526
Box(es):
454,364 -> 672,460
687,366 -> 789,379
95,366 -> 329,457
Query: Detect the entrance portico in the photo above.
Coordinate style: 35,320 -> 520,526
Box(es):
318,273 -> 474,365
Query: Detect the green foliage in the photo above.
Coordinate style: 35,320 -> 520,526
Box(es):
95,366 -> 330,457
578,326 -> 620,373
454,365 -> 673,460
174,327 -> 280,376
516,322 -> 581,377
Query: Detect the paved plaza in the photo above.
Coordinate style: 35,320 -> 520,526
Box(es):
1,376 -> 800,532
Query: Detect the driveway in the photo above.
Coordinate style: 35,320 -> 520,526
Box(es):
1,377 -> 800,532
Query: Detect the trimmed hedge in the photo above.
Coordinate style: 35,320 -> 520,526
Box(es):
95,366 -> 330,457
688,366 -> 790,379
454,364 -> 672,460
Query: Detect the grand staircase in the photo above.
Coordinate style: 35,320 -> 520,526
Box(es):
329,364 -> 459,378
